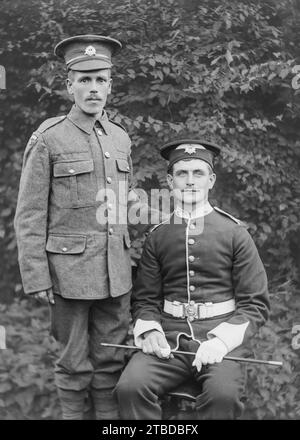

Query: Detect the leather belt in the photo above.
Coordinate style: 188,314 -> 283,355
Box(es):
164,298 -> 235,322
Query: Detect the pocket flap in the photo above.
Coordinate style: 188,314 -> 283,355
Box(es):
116,158 -> 130,173
46,235 -> 87,254
53,160 -> 94,177
123,232 -> 131,249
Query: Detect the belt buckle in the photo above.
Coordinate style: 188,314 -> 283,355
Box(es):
184,301 -> 197,322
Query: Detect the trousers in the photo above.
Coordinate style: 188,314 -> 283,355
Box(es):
115,338 -> 246,420
50,292 -> 131,419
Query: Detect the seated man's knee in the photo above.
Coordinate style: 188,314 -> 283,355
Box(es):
204,363 -> 244,407
198,378 -> 243,419
208,380 -> 239,406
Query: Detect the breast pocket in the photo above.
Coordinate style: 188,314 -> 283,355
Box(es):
52,159 -> 96,208
116,158 -> 130,180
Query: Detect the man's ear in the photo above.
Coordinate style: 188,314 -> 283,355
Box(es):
167,173 -> 173,190
66,78 -> 73,95
209,173 -> 216,190
108,78 -> 112,95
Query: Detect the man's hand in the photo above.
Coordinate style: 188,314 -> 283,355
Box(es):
32,287 -> 55,305
141,330 -> 173,359
192,337 -> 228,372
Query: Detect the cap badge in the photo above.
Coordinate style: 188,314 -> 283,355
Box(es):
85,45 -> 97,56
176,144 -> 207,154
184,145 -> 196,155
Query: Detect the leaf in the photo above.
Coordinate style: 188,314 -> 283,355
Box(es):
225,49 -> 233,65
172,18 -> 179,27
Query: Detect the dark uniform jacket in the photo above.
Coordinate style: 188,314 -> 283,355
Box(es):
132,207 -> 270,352
14,105 -> 132,299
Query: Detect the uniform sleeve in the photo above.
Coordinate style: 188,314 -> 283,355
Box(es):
127,154 -> 135,192
208,226 -> 270,351
131,233 -> 165,345
14,134 -> 52,294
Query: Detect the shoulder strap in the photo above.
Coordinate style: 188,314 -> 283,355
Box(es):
214,207 -> 241,225
149,217 -> 170,233
150,224 -> 161,233
37,115 -> 66,134
25,115 -> 66,150
108,118 -> 128,133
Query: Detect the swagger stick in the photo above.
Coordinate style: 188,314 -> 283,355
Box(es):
100,342 -> 283,367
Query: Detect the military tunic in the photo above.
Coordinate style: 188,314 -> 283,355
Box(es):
132,207 -> 270,351
14,104 -> 132,299
116,207 -> 270,419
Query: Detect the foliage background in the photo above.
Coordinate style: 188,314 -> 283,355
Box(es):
0,0 -> 299,419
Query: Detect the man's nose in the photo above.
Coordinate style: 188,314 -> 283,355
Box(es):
90,80 -> 99,92
186,173 -> 194,185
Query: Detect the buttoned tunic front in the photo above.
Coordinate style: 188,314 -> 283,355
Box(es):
116,207 -> 270,420
14,105 -> 132,299
132,208 -> 270,352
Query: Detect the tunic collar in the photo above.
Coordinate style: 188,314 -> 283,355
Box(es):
174,202 -> 213,219
67,104 -> 110,135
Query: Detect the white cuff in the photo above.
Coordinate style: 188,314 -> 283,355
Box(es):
207,321 -> 249,352
133,319 -> 165,348
210,337 -> 229,354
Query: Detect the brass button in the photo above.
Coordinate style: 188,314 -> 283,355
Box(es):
69,169 -> 75,174
188,255 -> 195,262
108,203 -> 112,210
189,270 -> 195,276
109,228 -> 114,235
107,177 -> 112,184
188,238 -> 195,245
97,129 -> 103,136
104,152 -> 110,158
189,285 -> 196,292
62,247 -> 68,252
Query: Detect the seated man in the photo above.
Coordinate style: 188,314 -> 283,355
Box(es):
116,139 -> 270,420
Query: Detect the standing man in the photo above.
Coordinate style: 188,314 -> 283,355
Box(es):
116,139 -> 270,419
14,35 -> 133,420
